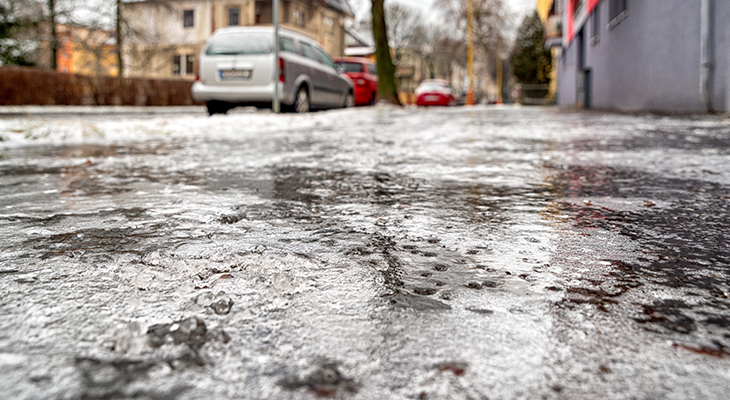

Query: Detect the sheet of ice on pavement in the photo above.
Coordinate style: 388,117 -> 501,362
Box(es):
1,106 -> 729,399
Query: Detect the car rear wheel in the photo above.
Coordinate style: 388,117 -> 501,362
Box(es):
369,93 -> 376,106
206,101 -> 228,116
294,87 -> 309,113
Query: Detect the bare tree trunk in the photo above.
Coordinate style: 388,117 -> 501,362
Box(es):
116,0 -> 123,77
48,0 -> 57,70
371,0 -> 401,105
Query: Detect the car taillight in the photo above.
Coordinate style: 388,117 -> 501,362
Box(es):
278,57 -> 285,83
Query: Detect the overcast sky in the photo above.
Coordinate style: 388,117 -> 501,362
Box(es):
350,0 -> 537,23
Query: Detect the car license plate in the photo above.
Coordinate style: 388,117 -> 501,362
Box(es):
220,69 -> 251,80
425,95 -> 439,101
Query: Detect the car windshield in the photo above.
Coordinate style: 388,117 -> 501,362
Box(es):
206,32 -> 272,55
335,62 -> 363,73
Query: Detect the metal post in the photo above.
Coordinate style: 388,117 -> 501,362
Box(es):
272,0 -> 281,113
466,0 -> 474,105
700,0 -> 713,113
496,38 -> 502,104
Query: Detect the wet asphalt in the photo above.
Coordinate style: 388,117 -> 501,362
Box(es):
0,105 -> 729,399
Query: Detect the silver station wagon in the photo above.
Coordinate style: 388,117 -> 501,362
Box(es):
192,26 -> 354,115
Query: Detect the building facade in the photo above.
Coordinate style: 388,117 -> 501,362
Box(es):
123,0 -> 353,79
551,0 -> 729,113
537,0 -> 561,100
56,25 -> 118,77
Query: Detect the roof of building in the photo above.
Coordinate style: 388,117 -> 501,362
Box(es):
126,0 -> 354,17
345,27 -> 373,47
318,0 -> 354,17
344,46 -> 375,57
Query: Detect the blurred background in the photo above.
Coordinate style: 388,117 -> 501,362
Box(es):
1,0 -> 727,113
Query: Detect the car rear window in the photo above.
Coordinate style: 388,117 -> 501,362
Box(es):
416,83 -> 450,94
298,42 -> 320,63
206,32 -> 272,55
315,48 -> 336,69
419,84 -> 447,91
280,37 -> 299,55
335,62 -> 363,73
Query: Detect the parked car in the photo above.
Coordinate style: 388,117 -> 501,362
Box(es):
333,57 -> 378,106
456,90 -> 467,106
192,27 -> 353,115
415,79 -> 458,107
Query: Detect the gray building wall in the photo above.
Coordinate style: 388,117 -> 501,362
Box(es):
557,39 -> 576,106
720,1 -> 730,113
557,0 -> 729,113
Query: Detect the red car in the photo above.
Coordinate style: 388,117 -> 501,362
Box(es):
415,79 -> 458,107
334,57 -> 378,106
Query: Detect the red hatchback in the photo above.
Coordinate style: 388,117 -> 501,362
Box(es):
415,79 -> 458,107
334,57 -> 378,106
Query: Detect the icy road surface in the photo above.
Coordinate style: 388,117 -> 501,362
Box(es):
1,105 -> 729,399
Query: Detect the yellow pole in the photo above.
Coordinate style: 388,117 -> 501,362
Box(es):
466,0 -> 474,105
496,38 -> 502,104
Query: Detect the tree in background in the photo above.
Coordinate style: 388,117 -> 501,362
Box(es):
371,0 -> 401,105
436,0 -> 508,59
123,1 -> 185,77
417,25 -> 464,82
355,2 -> 425,65
65,0 -> 179,77
40,0 -> 74,70
47,0 -> 57,69
383,2 -> 423,65
510,11 -> 551,97
57,0 -> 117,76
435,0 -> 509,100
115,0 -> 122,76
0,0 -> 41,66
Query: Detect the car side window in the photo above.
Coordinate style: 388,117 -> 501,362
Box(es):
298,42 -> 319,62
314,48 -> 336,69
280,37 -> 299,55
367,64 -> 377,75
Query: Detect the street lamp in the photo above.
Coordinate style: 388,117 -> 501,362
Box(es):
466,0 -> 474,105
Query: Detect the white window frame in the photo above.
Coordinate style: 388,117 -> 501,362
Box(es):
608,0 -> 628,30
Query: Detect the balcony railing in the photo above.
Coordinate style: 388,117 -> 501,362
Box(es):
546,15 -> 562,38
544,14 -> 563,48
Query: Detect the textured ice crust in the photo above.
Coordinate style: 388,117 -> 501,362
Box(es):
1,106 -> 730,399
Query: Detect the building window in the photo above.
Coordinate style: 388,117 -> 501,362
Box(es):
173,55 -> 181,75
590,6 -> 600,44
608,0 -> 627,28
185,55 -> 195,75
323,17 -> 334,37
293,9 -> 305,28
228,7 -> 240,26
183,10 -> 194,28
